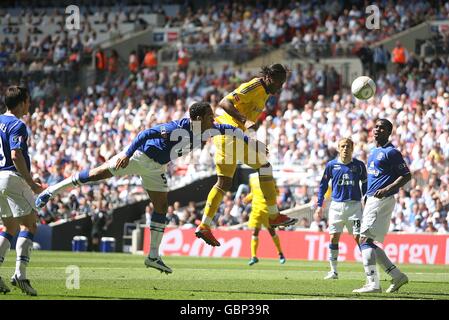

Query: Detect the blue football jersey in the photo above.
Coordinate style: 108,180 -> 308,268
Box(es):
366,142 -> 410,197
125,118 -> 249,165
0,114 -> 30,172
317,158 -> 367,207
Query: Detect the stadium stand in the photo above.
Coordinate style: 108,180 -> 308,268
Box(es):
0,0 -> 448,236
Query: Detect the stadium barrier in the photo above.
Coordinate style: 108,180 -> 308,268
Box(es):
143,228 -> 449,265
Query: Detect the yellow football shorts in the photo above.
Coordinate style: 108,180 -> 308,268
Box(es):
248,207 -> 270,229
213,134 -> 268,178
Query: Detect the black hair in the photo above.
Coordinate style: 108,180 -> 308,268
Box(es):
4,86 -> 29,110
189,102 -> 211,119
377,118 -> 393,133
261,63 -> 287,80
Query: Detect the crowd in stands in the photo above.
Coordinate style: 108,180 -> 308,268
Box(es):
1,1 -> 448,235
168,1 -> 447,58
20,58 -> 338,225
3,47 -> 448,234
137,54 -> 449,235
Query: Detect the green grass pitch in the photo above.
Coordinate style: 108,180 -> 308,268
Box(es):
0,250 -> 448,300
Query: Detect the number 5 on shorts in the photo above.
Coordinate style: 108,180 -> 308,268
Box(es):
161,173 -> 167,186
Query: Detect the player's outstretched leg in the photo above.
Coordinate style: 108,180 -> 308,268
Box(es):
36,164 -> 113,208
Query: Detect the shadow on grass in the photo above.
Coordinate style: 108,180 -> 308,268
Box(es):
153,288 -> 440,300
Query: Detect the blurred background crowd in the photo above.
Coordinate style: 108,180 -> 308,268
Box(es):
0,0 -> 448,235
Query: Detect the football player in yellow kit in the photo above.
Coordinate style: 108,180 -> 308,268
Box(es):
244,173 -> 286,266
196,64 -> 297,246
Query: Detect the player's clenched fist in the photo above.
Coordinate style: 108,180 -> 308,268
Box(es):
115,154 -> 130,170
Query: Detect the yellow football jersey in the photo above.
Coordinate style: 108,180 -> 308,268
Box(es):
215,78 -> 269,130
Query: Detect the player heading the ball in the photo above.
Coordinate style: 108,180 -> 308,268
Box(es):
35,102 -> 261,274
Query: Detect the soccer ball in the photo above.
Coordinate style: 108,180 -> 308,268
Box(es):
351,76 -> 376,100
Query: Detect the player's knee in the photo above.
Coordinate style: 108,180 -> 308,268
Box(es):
217,176 -> 232,191
330,233 -> 340,244
154,202 -> 168,214
21,223 -> 37,234
3,226 -> 19,237
359,236 -> 369,245
91,164 -> 112,181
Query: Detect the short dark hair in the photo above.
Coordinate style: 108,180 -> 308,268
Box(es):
189,102 -> 211,119
261,63 -> 287,80
4,86 -> 29,110
377,118 -> 393,133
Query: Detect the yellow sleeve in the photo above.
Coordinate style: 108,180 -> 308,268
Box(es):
225,81 -> 265,107
324,186 -> 332,199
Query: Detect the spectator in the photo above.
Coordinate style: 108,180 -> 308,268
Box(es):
438,218 -> 449,234
128,50 -> 139,73
94,47 -> 107,82
143,49 -> 158,69
108,49 -> 119,75
391,41 -> 408,72
166,205 -> 180,227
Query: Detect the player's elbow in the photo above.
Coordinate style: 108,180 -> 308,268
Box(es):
10,149 -> 21,161
403,173 -> 412,184
219,98 -> 233,110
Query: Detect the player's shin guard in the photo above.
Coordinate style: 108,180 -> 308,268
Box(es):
202,185 -> 225,227
360,242 -> 379,288
329,243 -> 339,274
375,247 -> 402,279
149,212 -> 166,259
48,169 -> 90,195
0,232 -> 13,267
251,236 -> 259,257
258,174 -> 278,217
271,234 -> 282,254
14,231 -> 33,280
